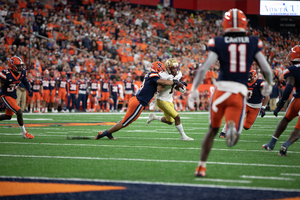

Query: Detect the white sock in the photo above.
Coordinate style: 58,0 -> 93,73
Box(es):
153,114 -> 162,121
198,161 -> 206,168
20,125 -> 26,134
34,108 -> 36,111
30,108 -> 32,112
222,124 -> 227,133
176,123 -> 187,137
52,108 -> 54,112
45,108 -> 48,112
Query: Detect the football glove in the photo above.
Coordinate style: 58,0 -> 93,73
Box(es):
173,79 -> 179,86
28,90 -> 33,97
274,100 -> 285,117
181,81 -> 187,87
260,106 -> 266,118
261,82 -> 272,96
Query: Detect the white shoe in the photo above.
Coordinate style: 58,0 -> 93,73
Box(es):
71,109 -> 75,113
119,110 -> 124,113
54,110 -> 58,113
146,113 -> 156,126
61,110 -> 65,113
66,109 -> 70,113
226,120 -> 238,147
181,136 -> 194,141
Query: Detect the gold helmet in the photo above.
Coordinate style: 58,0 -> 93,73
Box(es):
165,58 -> 179,76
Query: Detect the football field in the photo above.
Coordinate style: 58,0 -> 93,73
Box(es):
0,111 -> 299,200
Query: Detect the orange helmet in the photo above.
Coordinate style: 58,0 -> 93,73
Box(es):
248,66 -> 257,82
288,45 -> 300,63
222,8 -> 247,33
150,61 -> 165,73
8,56 -> 24,73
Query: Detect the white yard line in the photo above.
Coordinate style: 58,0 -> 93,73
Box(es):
1,142 -> 300,154
0,154 -> 299,168
0,175 -> 298,192
195,178 -> 251,184
240,175 -> 295,181
280,173 -> 300,176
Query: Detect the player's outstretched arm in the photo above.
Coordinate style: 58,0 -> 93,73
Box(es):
156,79 -> 174,86
191,51 -> 218,92
255,51 -> 273,85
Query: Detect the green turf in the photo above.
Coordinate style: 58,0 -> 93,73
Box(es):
0,111 -> 299,190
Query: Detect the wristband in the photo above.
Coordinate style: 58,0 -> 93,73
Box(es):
261,106 -> 266,109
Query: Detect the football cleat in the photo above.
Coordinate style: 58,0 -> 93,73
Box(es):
262,143 -> 274,151
278,145 -> 287,157
23,131 -> 34,139
219,132 -> 226,138
94,131 -> 116,140
181,136 -> 194,141
195,166 -> 206,177
146,113 -> 156,126
226,120 -> 238,147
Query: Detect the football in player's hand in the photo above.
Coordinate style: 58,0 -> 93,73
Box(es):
175,82 -> 184,91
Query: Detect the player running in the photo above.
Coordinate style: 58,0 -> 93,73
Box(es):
191,9 -> 273,177
146,58 -> 194,141
219,67 -> 270,137
95,62 -> 179,140
262,45 -> 300,156
0,56 -> 34,139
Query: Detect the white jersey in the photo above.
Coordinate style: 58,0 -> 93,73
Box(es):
157,71 -> 182,102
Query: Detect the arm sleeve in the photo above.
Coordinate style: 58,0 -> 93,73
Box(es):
254,51 -> 273,85
22,77 -> 31,92
191,51 -> 218,91
281,84 -> 293,102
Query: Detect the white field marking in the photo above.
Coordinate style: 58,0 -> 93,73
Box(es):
240,175 -> 295,181
0,176 -> 299,192
195,178 -> 251,184
2,141 -> 300,154
0,141 -> 292,153
281,173 -> 300,176
21,112 -> 211,116
10,118 -> 53,121
138,117 -> 191,119
1,154 -> 300,169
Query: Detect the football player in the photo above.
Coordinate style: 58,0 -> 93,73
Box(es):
110,76 -> 120,112
191,9 -> 273,177
49,70 -> 58,112
30,73 -> 43,113
0,56 -> 34,139
121,74 -> 135,112
42,70 -> 51,113
87,74 -> 99,112
100,74 -> 111,112
95,62 -> 178,140
262,45 -> 300,156
219,67 -> 270,137
57,72 -> 68,112
77,73 -> 87,112
146,58 -> 194,141
67,74 -> 79,112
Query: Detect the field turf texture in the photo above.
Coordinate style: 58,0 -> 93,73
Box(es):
0,111 -> 299,200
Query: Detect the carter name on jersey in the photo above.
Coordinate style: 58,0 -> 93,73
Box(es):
224,36 -> 250,43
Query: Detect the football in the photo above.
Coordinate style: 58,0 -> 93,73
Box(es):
175,82 -> 185,91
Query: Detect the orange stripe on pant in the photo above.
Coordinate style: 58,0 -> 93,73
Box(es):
121,96 -> 144,127
285,98 -> 300,129
243,105 -> 260,129
209,90 -> 245,133
1,95 -> 20,116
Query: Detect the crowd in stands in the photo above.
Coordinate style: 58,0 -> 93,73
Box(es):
0,0 -> 299,112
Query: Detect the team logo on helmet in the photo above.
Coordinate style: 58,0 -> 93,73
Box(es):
222,8 -> 248,33
165,58 -> 179,76
151,62 -> 165,73
288,45 -> 300,63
